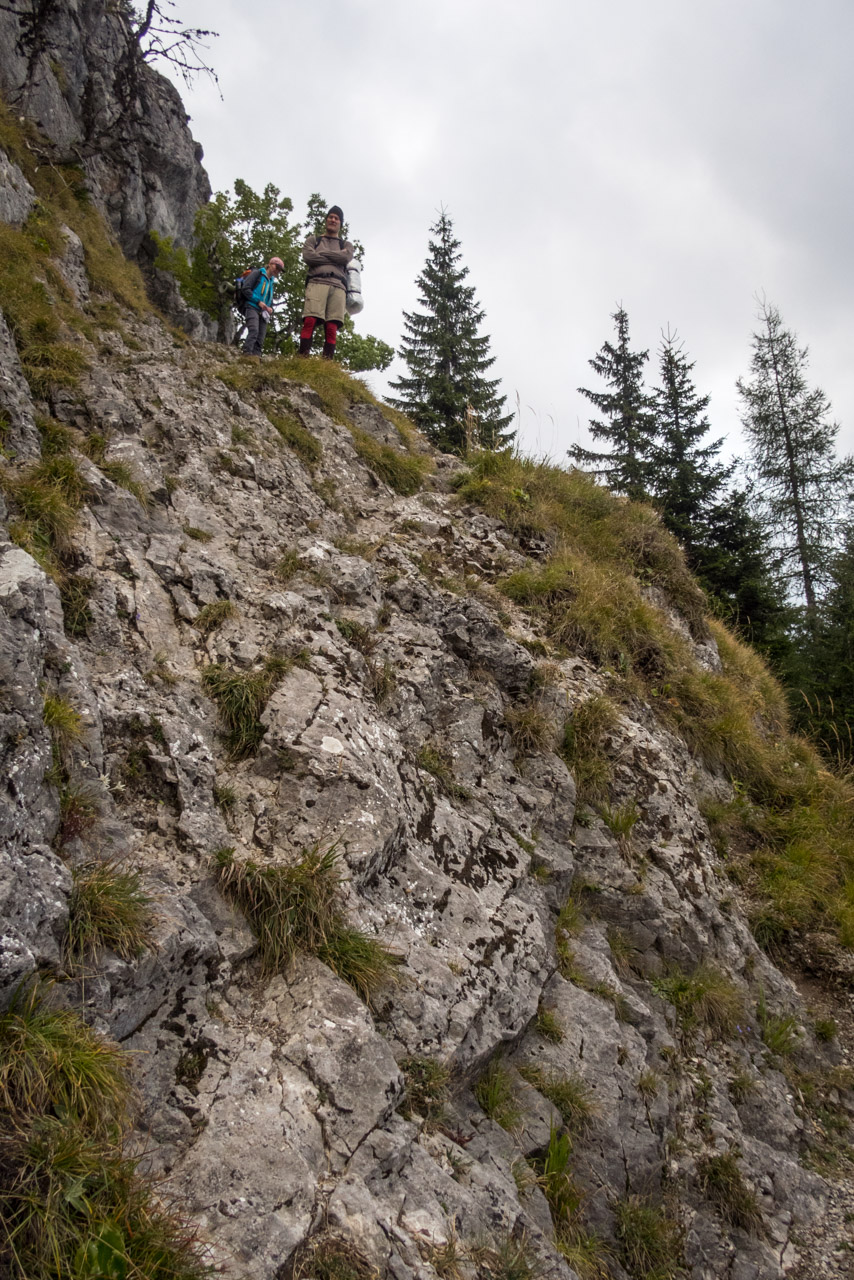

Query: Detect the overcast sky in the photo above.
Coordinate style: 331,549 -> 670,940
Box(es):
160,0 -> 854,464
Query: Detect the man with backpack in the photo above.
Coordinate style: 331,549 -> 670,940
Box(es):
298,206 -> 354,359
240,257 -> 285,356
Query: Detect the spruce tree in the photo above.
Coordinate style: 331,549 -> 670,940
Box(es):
568,306 -> 656,500
736,301 -> 854,622
646,329 -> 786,648
388,211 -> 513,454
648,329 -> 732,552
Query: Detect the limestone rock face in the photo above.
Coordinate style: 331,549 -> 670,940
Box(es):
0,159 -> 847,1280
0,0 -> 210,256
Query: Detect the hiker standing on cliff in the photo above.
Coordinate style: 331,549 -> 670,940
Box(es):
242,256 -> 285,356
298,206 -> 354,359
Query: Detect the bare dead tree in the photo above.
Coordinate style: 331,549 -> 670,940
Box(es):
126,0 -> 220,93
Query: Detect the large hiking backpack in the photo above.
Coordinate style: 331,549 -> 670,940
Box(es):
345,260 -> 363,315
233,267 -> 262,313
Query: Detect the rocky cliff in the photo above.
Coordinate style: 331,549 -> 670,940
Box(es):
1,20 -> 853,1280
0,0 -> 213,336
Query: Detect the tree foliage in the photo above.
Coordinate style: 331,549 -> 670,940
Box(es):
152,183 -> 392,370
387,210 -> 513,453
736,300 -> 853,619
568,306 -> 656,500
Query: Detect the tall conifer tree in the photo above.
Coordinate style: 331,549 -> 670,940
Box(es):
736,301 -> 853,622
388,211 -> 513,454
648,330 -> 786,651
568,306 -> 656,500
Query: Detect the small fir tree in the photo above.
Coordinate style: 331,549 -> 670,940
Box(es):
568,306 -> 656,500
648,329 -> 732,552
388,210 -> 513,453
736,300 -> 854,623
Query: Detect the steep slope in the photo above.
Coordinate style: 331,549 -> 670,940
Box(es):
1,284 -> 852,1278
1,18 -> 853,1278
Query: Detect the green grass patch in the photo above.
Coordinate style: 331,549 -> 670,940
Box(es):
518,1065 -> 597,1135
651,963 -> 744,1038
535,1006 -> 565,1043
351,428 -> 432,495
504,699 -> 555,756
211,845 -> 397,1004
194,598 -> 238,635
416,741 -> 472,801
201,654 -> 291,758
560,693 -> 617,803
696,1151 -> 762,1233
457,450 -> 706,629
398,1056 -> 450,1128
66,862 -> 152,965
0,983 -> 130,1132
474,1058 -> 521,1131
267,408 -> 323,469
614,1194 -> 683,1280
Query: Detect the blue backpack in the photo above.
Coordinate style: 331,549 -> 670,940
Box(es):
233,267 -> 262,314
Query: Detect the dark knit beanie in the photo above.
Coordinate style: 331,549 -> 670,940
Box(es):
327,205 -> 344,224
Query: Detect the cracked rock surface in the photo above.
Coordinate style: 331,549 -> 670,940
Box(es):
1,250 -> 852,1280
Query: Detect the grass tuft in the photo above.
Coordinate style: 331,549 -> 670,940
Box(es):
416,741 -> 472,801
194,598 -> 238,635
201,654 -> 291,758
351,428 -> 432,495
398,1056 -> 450,1128
535,1006 -> 565,1044
474,1058 -> 521,1131
614,1194 -> 683,1280
66,862 -> 152,965
0,982 -> 130,1134
696,1151 -> 763,1232
267,409 -> 323,469
651,963 -> 744,1038
560,693 -> 617,802
518,1065 -> 597,1135
504,700 -> 555,756
211,845 -> 397,1004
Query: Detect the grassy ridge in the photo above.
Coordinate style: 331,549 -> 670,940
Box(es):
458,450 -> 854,955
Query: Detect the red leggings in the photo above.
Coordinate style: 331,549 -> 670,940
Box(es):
300,317 -> 338,346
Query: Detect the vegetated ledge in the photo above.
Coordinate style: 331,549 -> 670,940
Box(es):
455,448 -> 854,966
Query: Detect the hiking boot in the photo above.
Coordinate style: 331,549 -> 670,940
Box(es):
298,338 -> 312,356
322,344 -> 336,361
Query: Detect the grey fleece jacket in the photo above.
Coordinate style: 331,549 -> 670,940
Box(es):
302,234 -> 354,291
